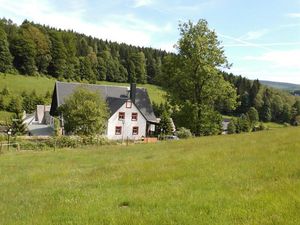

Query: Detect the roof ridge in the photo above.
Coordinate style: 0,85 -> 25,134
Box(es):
56,81 -> 145,90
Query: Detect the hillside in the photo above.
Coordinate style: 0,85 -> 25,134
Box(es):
0,73 -> 166,104
0,18 -> 168,85
260,80 -> 300,91
0,127 -> 299,224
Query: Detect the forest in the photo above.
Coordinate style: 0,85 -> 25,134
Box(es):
0,18 -> 166,84
0,18 -> 300,135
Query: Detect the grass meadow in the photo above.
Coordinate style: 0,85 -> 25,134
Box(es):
0,127 -> 299,224
0,73 -> 166,104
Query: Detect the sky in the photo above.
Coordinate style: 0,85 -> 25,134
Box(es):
0,0 -> 300,83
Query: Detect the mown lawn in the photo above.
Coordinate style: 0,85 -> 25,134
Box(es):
0,127 -> 299,224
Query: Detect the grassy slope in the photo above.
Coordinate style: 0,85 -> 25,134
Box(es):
0,127 -> 299,225
0,110 -> 13,121
0,73 -> 166,104
0,73 -> 56,96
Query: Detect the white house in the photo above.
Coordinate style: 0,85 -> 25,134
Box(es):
50,81 -> 157,140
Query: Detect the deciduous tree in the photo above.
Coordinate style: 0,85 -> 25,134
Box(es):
59,87 -> 109,135
160,19 -> 237,136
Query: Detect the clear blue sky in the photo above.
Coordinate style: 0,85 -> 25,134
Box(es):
0,0 -> 300,83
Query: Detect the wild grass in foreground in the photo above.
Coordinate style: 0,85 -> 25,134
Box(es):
0,127 -> 299,225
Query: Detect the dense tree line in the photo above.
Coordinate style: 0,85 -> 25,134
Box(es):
0,18 -> 166,84
221,72 -> 300,125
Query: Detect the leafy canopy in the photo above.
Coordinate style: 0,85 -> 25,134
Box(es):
59,87 -> 109,135
160,19 -> 237,135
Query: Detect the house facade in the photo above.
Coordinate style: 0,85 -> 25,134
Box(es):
50,81 -> 157,140
107,100 -> 147,140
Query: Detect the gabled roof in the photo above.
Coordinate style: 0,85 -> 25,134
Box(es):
50,81 -> 157,123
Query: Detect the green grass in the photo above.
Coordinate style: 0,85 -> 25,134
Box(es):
0,73 -> 56,96
264,122 -> 286,129
222,115 -> 286,130
0,110 -> 13,122
97,80 -> 166,104
0,127 -> 299,224
0,73 -> 166,104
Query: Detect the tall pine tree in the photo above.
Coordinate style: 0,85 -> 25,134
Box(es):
48,32 -> 67,78
0,25 -> 13,72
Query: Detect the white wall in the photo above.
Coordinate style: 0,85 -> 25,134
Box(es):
107,101 -> 147,140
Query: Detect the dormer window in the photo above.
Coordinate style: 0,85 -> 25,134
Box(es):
126,100 -> 132,108
118,112 -> 125,120
131,112 -> 138,121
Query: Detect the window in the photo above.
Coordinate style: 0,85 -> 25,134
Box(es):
132,126 -> 139,135
118,112 -> 125,120
131,112 -> 138,121
126,100 -> 132,108
115,126 -> 122,135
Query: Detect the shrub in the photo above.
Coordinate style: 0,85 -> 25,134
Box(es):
292,115 -> 300,126
256,122 -> 266,131
176,127 -> 192,139
237,114 -> 251,132
50,136 -> 78,148
20,141 -> 50,151
53,117 -> 61,136
283,122 -> 290,127
246,107 -> 259,128
227,120 -> 236,134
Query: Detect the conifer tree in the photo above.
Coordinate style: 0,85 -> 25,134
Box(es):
0,25 -> 13,72
11,111 -> 27,135
158,110 -> 173,135
48,32 -> 67,78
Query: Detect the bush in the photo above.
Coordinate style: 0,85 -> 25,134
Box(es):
283,122 -> 290,127
236,114 -> 251,133
292,115 -> 300,126
255,122 -> 266,131
53,117 -> 61,136
20,141 -> 50,151
11,135 -> 113,151
49,135 -> 111,149
50,136 -> 78,148
81,135 -> 110,145
176,127 -> 192,139
227,120 -> 236,134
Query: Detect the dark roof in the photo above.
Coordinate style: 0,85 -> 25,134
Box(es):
50,81 -> 157,123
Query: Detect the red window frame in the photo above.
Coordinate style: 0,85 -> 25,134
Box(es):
132,126 -> 139,135
126,100 -> 132,108
131,112 -> 138,121
118,112 -> 125,120
115,126 -> 122,135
